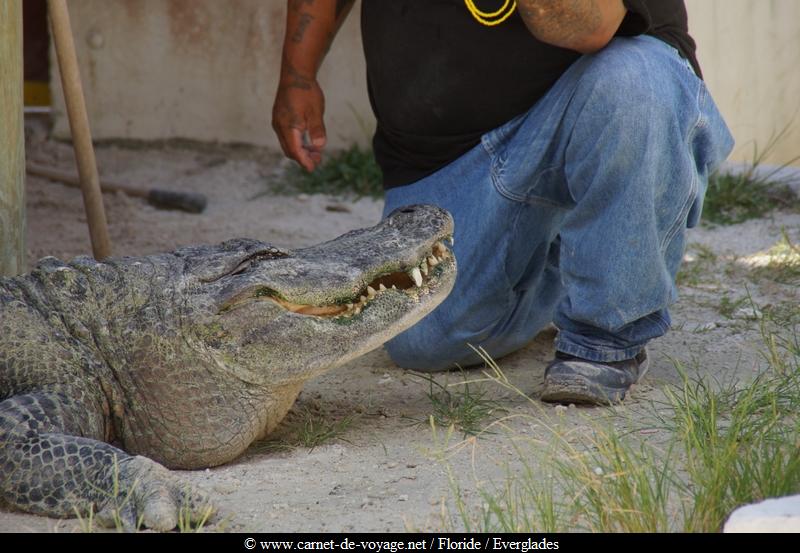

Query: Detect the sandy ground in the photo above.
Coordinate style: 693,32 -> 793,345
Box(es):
2,121 -> 798,532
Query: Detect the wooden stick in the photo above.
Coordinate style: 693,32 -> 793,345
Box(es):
48,0 -> 112,259
0,1 -> 26,276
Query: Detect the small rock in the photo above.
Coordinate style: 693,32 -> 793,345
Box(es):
212,482 -> 238,495
593,467 -> 604,476
398,494 -> 409,502
554,405 -> 568,415
326,203 -> 351,213
297,193 -> 310,201
693,322 -> 718,332
724,495 -> 800,532
734,306 -> 762,320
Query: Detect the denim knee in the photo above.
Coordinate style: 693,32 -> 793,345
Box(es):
384,331 -> 479,372
570,37 -> 684,125
385,313 -> 550,372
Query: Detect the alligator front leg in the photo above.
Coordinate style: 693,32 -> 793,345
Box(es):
0,392 -> 214,531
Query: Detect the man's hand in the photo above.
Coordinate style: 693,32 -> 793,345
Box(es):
272,0 -> 355,172
517,0 -> 627,53
272,66 -> 327,172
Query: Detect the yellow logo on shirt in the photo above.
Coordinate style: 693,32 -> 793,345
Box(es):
464,0 -> 517,26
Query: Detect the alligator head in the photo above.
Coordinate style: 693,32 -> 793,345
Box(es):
178,204 -> 456,386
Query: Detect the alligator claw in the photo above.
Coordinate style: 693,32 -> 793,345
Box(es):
95,456 -> 215,532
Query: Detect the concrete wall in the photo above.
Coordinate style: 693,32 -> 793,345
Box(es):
51,0 -> 373,149
51,0 -> 800,166
686,0 -> 800,166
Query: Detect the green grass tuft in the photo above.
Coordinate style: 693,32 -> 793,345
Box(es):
417,370 -> 506,437
254,407 -> 356,453
702,170 -> 798,226
702,132 -> 800,226
278,144 -> 383,199
750,230 -> 800,285
437,323 -> 800,533
660,361 -> 800,532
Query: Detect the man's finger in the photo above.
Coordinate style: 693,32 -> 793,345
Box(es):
289,128 -> 316,172
308,122 -> 327,150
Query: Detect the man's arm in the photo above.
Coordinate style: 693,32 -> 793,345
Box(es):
517,0 -> 626,54
272,0 -> 355,171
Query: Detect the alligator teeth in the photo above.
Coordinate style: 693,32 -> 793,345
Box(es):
379,284 -> 387,292
428,255 -> 439,267
420,262 -> 428,276
360,295 -> 367,304
448,236 -> 455,246
410,267 -> 423,287
391,285 -> 397,290
367,286 -> 377,298
433,242 -> 447,257
346,303 -> 354,310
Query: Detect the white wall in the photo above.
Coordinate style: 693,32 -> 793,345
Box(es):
51,0 -> 373,149
686,0 -> 800,166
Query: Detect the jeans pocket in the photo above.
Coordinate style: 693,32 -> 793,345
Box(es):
481,111 -> 573,208
491,156 -> 573,208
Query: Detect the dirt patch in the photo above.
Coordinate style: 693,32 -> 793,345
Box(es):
2,126 -> 798,532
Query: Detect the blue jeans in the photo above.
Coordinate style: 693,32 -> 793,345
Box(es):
382,36 -> 734,371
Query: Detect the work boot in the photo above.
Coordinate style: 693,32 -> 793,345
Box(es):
540,348 -> 649,405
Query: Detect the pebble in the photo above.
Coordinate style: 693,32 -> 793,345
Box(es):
693,322 -> 718,332
734,306 -> 763,320
212,481 -> 240,495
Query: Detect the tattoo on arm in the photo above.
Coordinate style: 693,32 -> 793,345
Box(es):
291,13 -> 315,43
282,63 -> 313,91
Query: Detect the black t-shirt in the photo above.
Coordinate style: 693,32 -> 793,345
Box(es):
360,0 -> 699,189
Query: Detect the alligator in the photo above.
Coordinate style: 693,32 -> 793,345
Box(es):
0,205 -> 455,531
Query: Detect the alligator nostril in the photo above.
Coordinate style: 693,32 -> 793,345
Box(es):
399,208 -> 416,214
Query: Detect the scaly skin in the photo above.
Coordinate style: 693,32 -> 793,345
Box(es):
0,205 -> 456,530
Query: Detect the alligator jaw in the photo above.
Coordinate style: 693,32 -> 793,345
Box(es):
221,237 -> 454,318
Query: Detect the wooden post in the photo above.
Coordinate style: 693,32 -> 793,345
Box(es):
48,0 -> 112,259
0,1 -> 26,276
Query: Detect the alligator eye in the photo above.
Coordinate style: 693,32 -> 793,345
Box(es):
230,260 -> 251,276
